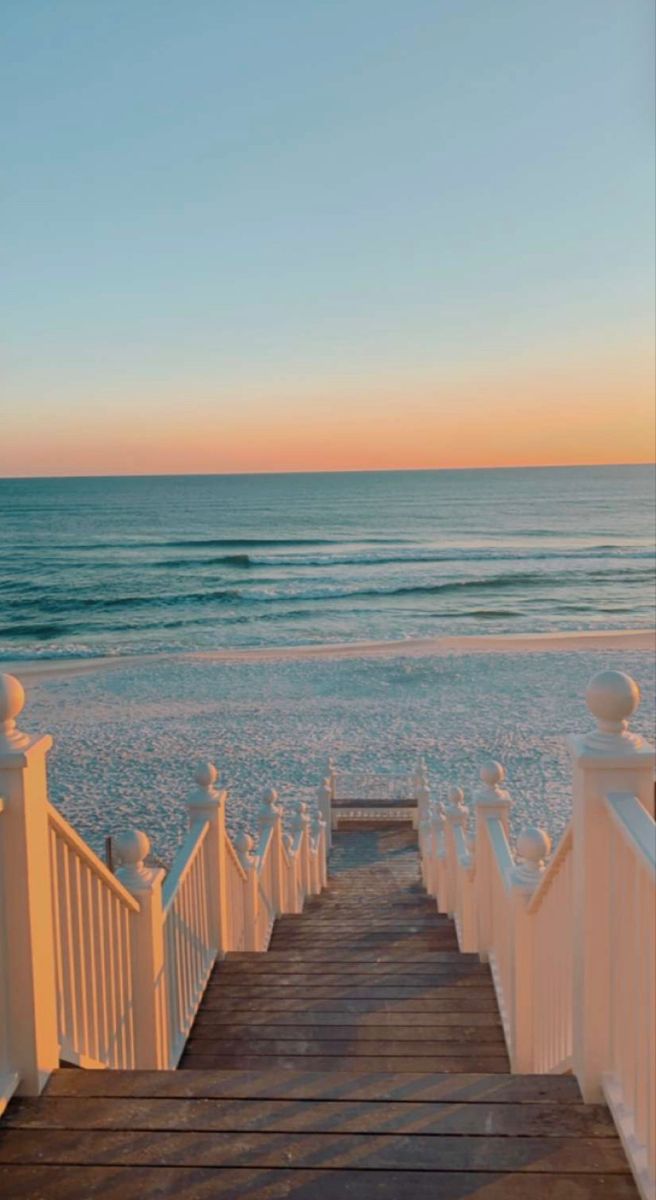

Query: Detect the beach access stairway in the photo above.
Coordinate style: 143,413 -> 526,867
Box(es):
0,668 -> 653,1198
1,826 -> 639,1198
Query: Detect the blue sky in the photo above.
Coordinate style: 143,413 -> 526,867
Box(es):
1,0 -> 654,473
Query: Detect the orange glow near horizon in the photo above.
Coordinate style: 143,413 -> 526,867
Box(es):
3,349 -> 654,477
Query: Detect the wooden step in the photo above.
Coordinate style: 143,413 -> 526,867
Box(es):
196,993 -> 501,1013
0,1127 -> 631,1174
5,1095 -> 616,1136
182,1035 -> 508,1057
41,1068 -> 590,1102
216,959 -> 489,975
189,1012 -> 503,1032
225,950 -> 476,962
178,1054 -> 512,1072
183,1024 -> 506,1043
0,1165 -> 637,1198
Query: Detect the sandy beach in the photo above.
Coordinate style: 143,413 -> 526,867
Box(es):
11,628 -> 654,868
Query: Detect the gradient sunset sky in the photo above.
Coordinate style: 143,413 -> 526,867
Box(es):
2,0 -> 654,476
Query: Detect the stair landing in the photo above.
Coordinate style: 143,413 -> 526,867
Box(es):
0,827 -> 638,1197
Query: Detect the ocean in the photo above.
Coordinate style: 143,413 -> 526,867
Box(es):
0,465 -> 654,662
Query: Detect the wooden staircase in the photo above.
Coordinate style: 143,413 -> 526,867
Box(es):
0,827 -> 638,1197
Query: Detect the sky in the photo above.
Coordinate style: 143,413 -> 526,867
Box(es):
1,0 -> 654,476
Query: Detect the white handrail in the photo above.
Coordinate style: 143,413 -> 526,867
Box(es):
485,816 -> 514,887
162,819 -> 210,913
416,668 -> 655,1200
48,805 -> 139,913
604,792 -> 656,877
527,823 -> 573,914
602,791 -> 655,1200
163,820 -> 215,1064
47,805 -> 138,1069
0,673 -> 330,1093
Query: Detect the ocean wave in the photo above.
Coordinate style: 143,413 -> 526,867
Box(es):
0,623 -> 72,640
152,553 -> 252,568
3,563 -> 655,621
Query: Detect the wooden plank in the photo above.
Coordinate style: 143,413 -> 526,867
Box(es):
0,1129 -> 631,1172
181,1037 -> 508,1056
184,1024 -> 506,1043
224,951 -> 474,962
268,942 -> 460,952
199,986 -> 497,1001
196,995 -> 501,1012
217,960 -> 487,974
44,1069 -> 584,1103
177,1054 -> 511,1072
191,1010 -> 504,1028
0,1166 -> 639,1198
212,962 -> 491,974
4,1097 -> 617,1137
204,975 -> 495,990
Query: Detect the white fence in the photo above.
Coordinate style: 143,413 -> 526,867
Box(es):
418,670 -> 655,1200
0,674 -> 328,1103
322,764 -> 427,831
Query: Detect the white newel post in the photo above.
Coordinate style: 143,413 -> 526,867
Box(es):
510,826 -> 551,1072
431,801 -> 448,911
327,759 -> 338,830
237,833 -> 259,951
283,831 -> 301,914
317,815 -> 328,887
569,670 -> 655,1102
187,762 -> 227,955
473,762 -> 511,961
418,809 -> 432,893
0,675 -> 59,1095
416,763 -> 430,825
298,801 -> 313,897
114,830 -> 169,1069
444,786 -> 468,915
310,810 -> 325,893
258,789 -> 285,913
318,778 -> 332,849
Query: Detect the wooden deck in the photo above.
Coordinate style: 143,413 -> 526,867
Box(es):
0,827 -> 638,1197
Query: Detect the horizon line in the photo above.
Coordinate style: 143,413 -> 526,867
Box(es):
0,460 -> 654,482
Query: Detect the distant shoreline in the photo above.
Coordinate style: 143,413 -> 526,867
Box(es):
8,627 -> 655,684
1,462 -> 653,482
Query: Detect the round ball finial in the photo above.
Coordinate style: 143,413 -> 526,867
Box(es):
516,826 -> 551,865
480,761 -> 505,788
0,673 -> 29,752
237,830 -> 255,866
585,671 -> 640,733
265,787 -> 279,805
194,761 -> 218,788
113,829 -> 150,866
0,674 -> 25,723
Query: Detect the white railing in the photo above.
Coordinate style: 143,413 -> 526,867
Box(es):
48,805 -> 139,1070
603,792 -> 655,1200
528,824 -> 573,1073
418,669 -> 655,1200
0,673 -> 328,1094
162,819 -> 215,1066
324,763 -> 427,830
225,834 -> 248,952
331,769 -> 418,800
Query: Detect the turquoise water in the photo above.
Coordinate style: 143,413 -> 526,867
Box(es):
1,465 -> 654,661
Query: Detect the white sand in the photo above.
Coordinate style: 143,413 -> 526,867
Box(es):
10,629 -> 654,868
